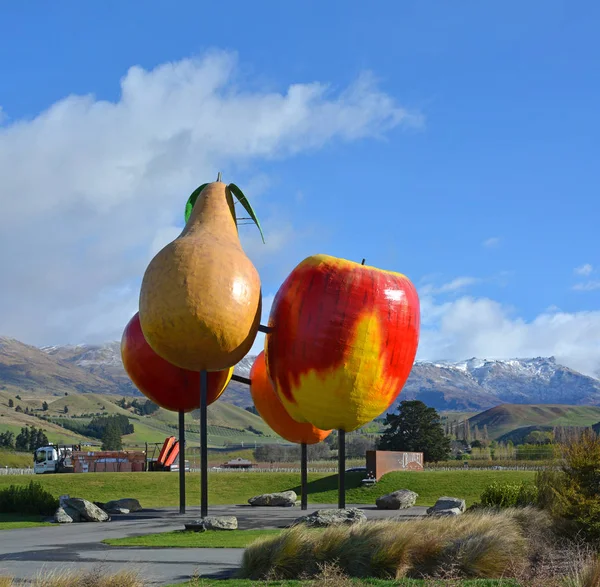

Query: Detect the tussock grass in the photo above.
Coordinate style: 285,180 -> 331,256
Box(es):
577,557 -> 600,587
240,509 -> 545,581
0,567 -> 143,587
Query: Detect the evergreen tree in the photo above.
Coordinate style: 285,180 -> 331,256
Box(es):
465,420 -> 472,442
101,420 -> 123,450
0,431 -> 14,449
8,399 -> 13,408
42,401 -> 49,411
377,400 -> 451,462
63,405 -> 69,414
15,427 -> 30,451
35,429 -> 48,449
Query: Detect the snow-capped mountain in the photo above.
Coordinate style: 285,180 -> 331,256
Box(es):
397,356 -> 600,410
2,335 -> 599,410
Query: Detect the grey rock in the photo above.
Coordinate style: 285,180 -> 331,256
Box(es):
429,507 -> 462,517
63,505 -> 82,522
104,498 -> 142,512
292,508 -> 367,528
184,516 -> 238,532
376,489 -> 418,510
427,496 -> 466,515
54,507 -> 73,524
106,507 -> 130,515
64,498 -> 110,522
248,491 -> 297,507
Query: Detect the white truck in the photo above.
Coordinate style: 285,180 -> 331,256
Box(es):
33,444 -> 80,474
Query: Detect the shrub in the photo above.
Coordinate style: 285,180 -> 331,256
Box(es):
536,430 -> 600,543
0,481 -> 58,515
480,481 -> 539,509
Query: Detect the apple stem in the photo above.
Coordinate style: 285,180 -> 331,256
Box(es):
217,172 -> 222,182
361,259 -> 366,265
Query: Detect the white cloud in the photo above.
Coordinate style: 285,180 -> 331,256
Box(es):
574,263 -> 593,276
418,293 -> 600,378
0,51 -> 419,346
419,276 -> 480,296
573,281 -> 600,292
483,237 -> 500,248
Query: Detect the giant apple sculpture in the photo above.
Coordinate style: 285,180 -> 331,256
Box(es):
250,352 -> 330,445
265,254 -> 420,432
121,312 -> 233,412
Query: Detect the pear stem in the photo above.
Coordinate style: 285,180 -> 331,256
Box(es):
217,172 -> 222,182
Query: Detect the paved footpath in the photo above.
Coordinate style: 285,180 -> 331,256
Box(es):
0,505 -> 427,585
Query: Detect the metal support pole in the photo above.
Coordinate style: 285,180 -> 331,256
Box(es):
200,370 -> 208,518
338,429 -> 346,509
178,410 -> 185,514
301,442 -> 308,510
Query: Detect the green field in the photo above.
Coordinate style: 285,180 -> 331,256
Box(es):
0,470 -> 535,509
0,448 -> 32,467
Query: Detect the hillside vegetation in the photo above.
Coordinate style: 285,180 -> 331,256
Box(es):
0,389 -> 280,450
467,404 -> 600,439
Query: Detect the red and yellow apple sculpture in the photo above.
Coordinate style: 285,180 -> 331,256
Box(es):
121,312 -> 233,412
250,352 -> 330,445
265,254 -> 420,432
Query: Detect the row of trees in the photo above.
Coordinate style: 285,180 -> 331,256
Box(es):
254,434 -> 377,463
0,426 -> 49,452
252,401 -> 452,463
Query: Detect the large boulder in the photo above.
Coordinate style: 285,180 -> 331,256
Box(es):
292,508 -> 367,528
248,491 -> 297,507
104,498 -> 142,512
54,507 -> 73,524
63,505 -> 82,522
427,496 -> 466,516
429,507 -> 462,517
106,507 -> 130,515
184,516 -> 238,532
64,498 -> 110,522
376,489 -> 418,510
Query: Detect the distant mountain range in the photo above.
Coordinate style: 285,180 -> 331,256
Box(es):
1,336 -> 600,411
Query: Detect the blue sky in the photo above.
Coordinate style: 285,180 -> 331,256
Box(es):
1,1 -> 599,375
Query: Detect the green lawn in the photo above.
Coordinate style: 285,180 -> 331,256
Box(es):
104,529 -> 282,548
0,513 -> 53,530
0,470 -> 535,509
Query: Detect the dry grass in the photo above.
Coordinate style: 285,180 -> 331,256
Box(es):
0,567 -> 143,587
240,509 -> 548,581
577,556 -> 600,587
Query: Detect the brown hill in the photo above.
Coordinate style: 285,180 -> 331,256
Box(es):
0,337 -> 136,397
